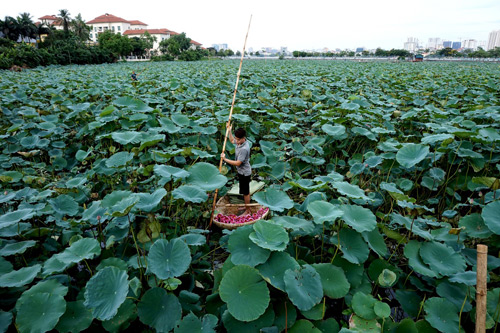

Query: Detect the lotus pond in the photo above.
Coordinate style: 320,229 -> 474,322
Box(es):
1,60 -> 500,332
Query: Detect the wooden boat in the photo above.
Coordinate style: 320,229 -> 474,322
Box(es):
213,195 -> 269,230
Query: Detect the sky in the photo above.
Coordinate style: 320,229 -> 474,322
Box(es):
3,0 -> 500,51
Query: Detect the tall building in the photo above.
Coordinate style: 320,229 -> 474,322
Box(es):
443,41 -> 452,48
462,39 -> 477,50
404,37 -> 419,53
452,41 -> 461,50
487,30 -> 500,50
427,38 -> 442,50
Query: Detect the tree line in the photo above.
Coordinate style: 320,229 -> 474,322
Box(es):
0,10 -> 235,70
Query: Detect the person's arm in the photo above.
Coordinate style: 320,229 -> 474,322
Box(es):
226,121 -> 235,144
221,152 -> 242,166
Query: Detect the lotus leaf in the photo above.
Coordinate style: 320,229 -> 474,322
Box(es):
404,240 -> 437,277
186,162 -> 227,191
0,311 -> 12,333
138,288 -> 182,332
256,251 -> 300,291
249,220 -> 289,251
378,269 -> 397,287
48,194 -> 79,216
105,151 -> 135,168
337,227 -> 370,264
311,263 -> 350,299
0,264 -> 41,287
16,292 -> 67,333
424,297 -> 459,333
102,299 -> 137,332
396,143 -> 429,169
331,181 -> 369,200
289,319 -> 321,333
373,301 -> 391,318
111,131 -> 143,145
307,200 -> 343,225
0,209 -> 34,229
222,307 -> 275,332
84,266 -> 129,320
0,240 -> 36,256
135,188 -> 167,211
55,301 -> 93,333
147,238 -> 191,280
219,265 -> 270,322
339,204 -> 376,233
173,185 -> 208,203
351,292 -> 378,320
253,188 -> 294,212
272,216 -> 314,234
482,200 -> 500,235
361,229 -> 388,257
284,265 -> 323,311
228,225 -> 270,266
322,124 -> 346,139
419,242 -> 466,277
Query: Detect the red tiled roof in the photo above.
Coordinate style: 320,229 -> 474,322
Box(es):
123,28 -> 172,36
87,13 -> 129,24
128,20 -> 147,26
190,40 -> 202,46
39,15 -> 58,20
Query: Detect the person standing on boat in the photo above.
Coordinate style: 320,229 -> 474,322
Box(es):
221,122 -> 252,216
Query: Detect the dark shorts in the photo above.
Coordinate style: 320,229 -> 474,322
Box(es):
238,174 -> 251,195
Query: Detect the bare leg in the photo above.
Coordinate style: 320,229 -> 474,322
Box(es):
244,194 -> 251,215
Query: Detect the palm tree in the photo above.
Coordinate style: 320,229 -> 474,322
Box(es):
36,22 -> 51,43
71,13 -> 90,43
0,16 -> 21,42
58,9 -> 71,35
16,12 -> 37,42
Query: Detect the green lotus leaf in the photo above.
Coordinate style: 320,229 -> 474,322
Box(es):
0,209 -> 34,229
274,301 -> 297,332
114,96 -> 153,112
178,233 -> 207,246
253,188 -> 294,212
429,167 -> 446,181
105,151 -> 135,168
272,216 -> 315,234
109,196 -> 139,217
84,266 -> 129,320
482,200 -> 500,235
361,228 -> 388,257
48,194 -> 79,216
421,134 -> 454,145
378,269 -> 397,287
102,190 -> 132,207
337,227 -> 370,264
82,201 -> 107,224
311,263 -> 350,299
395,290 -> 423,318
201,314 -> 218,333
419,242 -> 466,277
154,164 -> 190,180
174,312 -> 202,333
0,171 -> 23,183
186,162 -> 227,191
396,143 -> 429,169
301,303 -> 324,320
449,271 -> 477,286
172,185 -> 208,203
374,301 -> 391,319
352,126 -> 376,141
307,200 -> 343,224
111,131 -> 143,145
96,258 -> 128,272
171,114 -> 190,127
65,176 -> 88,188
424,297 -> 459,333
139,133 -> 165,151
352,292 -> 377,320
228,225 -> 270,266
403,240 -> 437,277
16,292 -> 66,333
220,265 -> 270,322
0,264 -> 41,287
436,282 -> 472,312
138,288 -> 182,332
55,300 -> 93,333
321,124 -> 346,139
331,181 -> 369,200
76,149 -> 92,161
289,319 -> 321,333
257,251 -> 300,291
339,204 -> 376,233
222,307 -> 275,332
0,191 -> 17,204
147,238 -> 191,279
459,213 -> 492,238
102,298 -> 137,332
284,265 -> 323,311
0,311 -> 13,333
135,188 -> 167,211
289,179 -> 326,191
312,318 -> 340,333
56,238 -> 101,265
15,280 -> 68,313
20,135 -> 42,149
0,240 -> 36,256
249,220 -> 289,251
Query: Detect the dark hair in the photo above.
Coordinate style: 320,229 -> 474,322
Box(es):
234,128 -> 246,139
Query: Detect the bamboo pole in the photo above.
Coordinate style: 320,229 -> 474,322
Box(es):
476,244 -> 488,333
209,15 -> 253,228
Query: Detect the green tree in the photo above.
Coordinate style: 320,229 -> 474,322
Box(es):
71,13 -> 91,43
58,9 -> 71,35
36,22 -> 52,42
159,32 -> 192,58
0,16 -> 21,42
16,13 -> 37,42
98,30 -> 132,58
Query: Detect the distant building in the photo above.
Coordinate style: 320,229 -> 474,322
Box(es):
462,39 -> 477,50
212,44 -> 228,51
355,47 -> 365,53
443,41 -> 452,48
280,47 -> 288,54
487,30 -> 500,50
404,37 -> 419,53
427,38 -> 442,50
478,40 -> 487,50
452,41 -> 461,50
